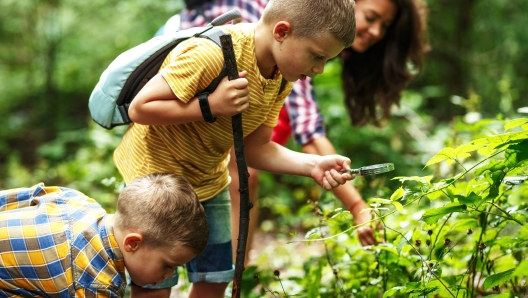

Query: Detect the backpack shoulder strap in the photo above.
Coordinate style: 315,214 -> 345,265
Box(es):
278,78 -> 288,95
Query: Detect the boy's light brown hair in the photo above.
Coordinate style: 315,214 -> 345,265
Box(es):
262,0 -> 356,47
114,173 -> 208,254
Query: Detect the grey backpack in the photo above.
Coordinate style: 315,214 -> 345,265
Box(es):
88,10 -> 242,129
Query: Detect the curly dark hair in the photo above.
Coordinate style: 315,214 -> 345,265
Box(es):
341,0 -> 429,127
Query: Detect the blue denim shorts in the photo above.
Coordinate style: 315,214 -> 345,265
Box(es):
138,187 -> 234,288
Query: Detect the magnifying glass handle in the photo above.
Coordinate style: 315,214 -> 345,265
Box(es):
344,169 -> 360,175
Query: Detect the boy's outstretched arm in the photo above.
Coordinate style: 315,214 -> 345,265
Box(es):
303,137 -> 378,246
244,125 -> 355,190
128,71 -> 249,125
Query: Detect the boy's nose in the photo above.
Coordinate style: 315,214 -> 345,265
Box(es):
312,63 -> 325,75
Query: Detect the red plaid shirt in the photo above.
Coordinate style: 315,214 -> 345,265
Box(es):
166,0 -> 326,145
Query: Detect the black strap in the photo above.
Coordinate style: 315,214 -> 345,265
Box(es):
198,92 -> 217,123
278,78 -> 288,95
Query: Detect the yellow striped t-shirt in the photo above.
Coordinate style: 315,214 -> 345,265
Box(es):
114,23 -> 293,201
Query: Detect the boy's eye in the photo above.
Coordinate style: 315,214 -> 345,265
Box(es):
164,264 -> 174,269
314,55 -> 323,60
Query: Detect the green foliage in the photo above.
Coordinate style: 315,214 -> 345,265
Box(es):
251,117 -> 527,297
1,1 -> 528,297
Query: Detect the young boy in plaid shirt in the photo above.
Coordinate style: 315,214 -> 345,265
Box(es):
0,173 -> 208,297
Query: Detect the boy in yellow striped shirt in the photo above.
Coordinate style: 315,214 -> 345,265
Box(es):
114,0 -> 357,297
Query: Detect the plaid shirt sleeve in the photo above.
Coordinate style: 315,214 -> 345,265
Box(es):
179,0 -> 267,29
0,185 -> 125,297
286,78 -> 326,145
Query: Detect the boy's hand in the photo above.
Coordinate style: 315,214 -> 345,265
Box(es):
312,155 -> 355,190
208,71 -> 249,117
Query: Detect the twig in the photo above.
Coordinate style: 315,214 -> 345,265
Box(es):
220,34 -> 252,298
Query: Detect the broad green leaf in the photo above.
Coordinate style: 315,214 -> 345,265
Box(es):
455,142 -> 482,154
475,159 -> 506,176
393,201 -> 404,213
392,176 -> 433,183
519,225 -> 528,241
425,148 -> 455,167
383,286 -> 406,298
483,269 -> 514,290
390,187 -> 405,201
456,152 -> 471,159
471,137 -> 490,146
477,146 -> 495,157
513,260 -> 528,277
504,118 -> 528,132
371,198 -> 393,204
420,204 -> 467,225
455,192 -> 483,206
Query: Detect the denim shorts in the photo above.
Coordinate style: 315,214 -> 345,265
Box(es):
138,187 -> 234,289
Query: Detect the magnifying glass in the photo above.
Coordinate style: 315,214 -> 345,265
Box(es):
340,163 -> 395,176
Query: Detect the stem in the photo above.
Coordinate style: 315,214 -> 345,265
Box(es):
381,219 -> 456,298
488,202 -> 523,225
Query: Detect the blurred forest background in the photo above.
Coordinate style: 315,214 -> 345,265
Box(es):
0,0 -> 527,223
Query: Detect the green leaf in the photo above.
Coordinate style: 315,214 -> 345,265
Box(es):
504,117 -> 528,132
383,286 -> 406,297
455,192 -> 483,206
392,176 -> 433,183
455,142 -> 482,154
518,225 -> 528,241
390,187 -> 405,201
420,204 -> 467,225
513,260 -> 528,277
483,269 -> 514,290
425,148 -> 455,167
371,198 -> 393,204
393,201 -> 404,213
456,152 -> 471,159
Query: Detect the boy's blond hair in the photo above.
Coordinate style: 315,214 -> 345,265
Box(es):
262,0 -> 356,47
114,173 -> 208,254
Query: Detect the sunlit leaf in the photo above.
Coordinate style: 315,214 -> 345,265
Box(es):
504,118 -> 528,132
425,147 -> 455,167
371,198 -> 393,204
420,204 -> 467,225
513,260 -> 528,277
390,187 -> 405,201
455,192 -> 484,206
383,286 -> 406,297
393,201 -> 404,213
519,225 -> 528,241
392,176 -> 433,183
483,269 -> 514,290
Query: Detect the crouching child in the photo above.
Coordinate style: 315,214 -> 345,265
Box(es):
0,173 -> 208,297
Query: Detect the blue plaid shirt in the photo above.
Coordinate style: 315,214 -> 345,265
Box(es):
0,184 -> 126,297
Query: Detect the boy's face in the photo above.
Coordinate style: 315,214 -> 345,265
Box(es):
273,28 -> 345,82
125,242 -> 196,287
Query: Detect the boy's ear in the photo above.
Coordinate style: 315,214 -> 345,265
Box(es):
273,21 -> 292,42
123,233 -> 143,252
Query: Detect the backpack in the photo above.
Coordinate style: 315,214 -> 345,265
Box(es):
88,10 -> 241,129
